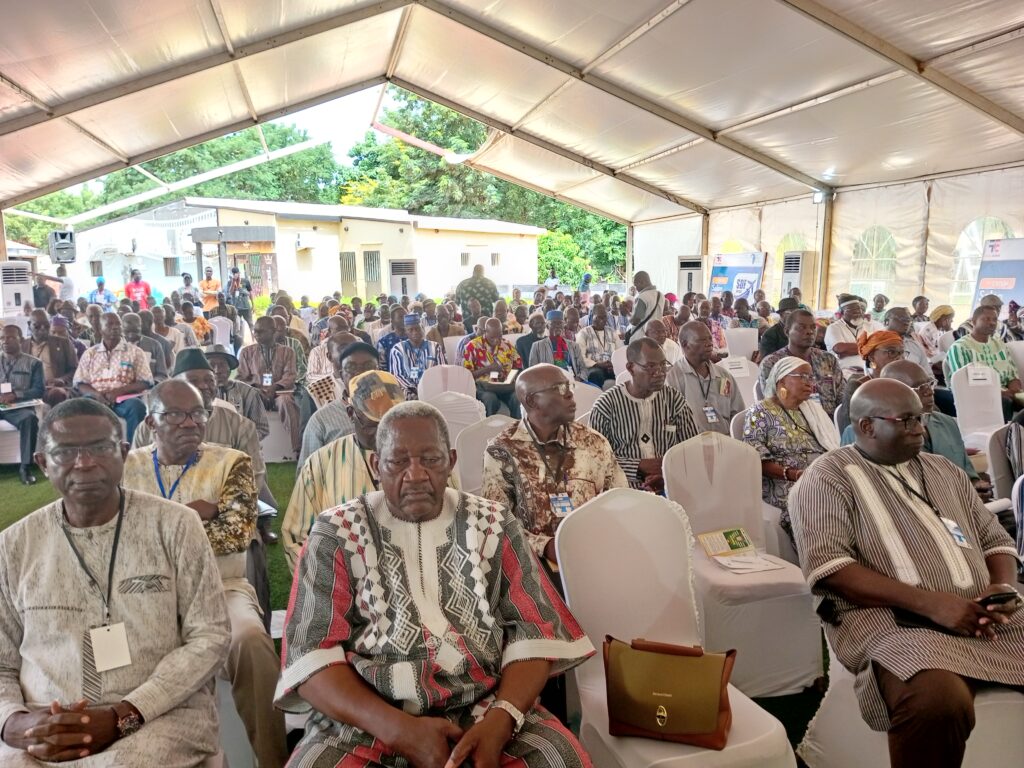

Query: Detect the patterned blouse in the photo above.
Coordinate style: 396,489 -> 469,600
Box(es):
462,337 -> 522,378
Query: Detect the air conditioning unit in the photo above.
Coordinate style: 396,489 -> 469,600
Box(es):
48,230 -> 77,263
781,251 -> 818,300
0,260 -> 32,316
677,256 -> 704,297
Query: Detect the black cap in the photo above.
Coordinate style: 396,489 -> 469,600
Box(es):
172,348 -> 213,377
338,342 -> 378,365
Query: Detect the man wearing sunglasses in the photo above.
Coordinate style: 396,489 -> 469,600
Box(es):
790,378 -> 1023,768
122,380 -> 287,767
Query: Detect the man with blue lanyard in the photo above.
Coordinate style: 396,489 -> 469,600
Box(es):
388,313 -> 446,399
121,380 -> 287,767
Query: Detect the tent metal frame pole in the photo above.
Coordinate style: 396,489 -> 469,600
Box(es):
817,193 -> 834,310
0,211 -> 8,260
700,213 -> 710,256
625,224 -> 634,279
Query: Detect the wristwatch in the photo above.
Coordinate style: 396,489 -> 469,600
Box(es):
112,701 -> 143,740
489,700 -> 526,736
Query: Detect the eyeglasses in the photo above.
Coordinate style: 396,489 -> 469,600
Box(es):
633,361 -> 672,373
47,442 -> 120,466
533,381 -> 573,398
783,372 -> 816,382
868,414 -> 924,430
152,409 -> 209,426
913,379 -> 937,394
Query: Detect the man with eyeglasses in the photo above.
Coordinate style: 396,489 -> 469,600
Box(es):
0,325 -> 44,485
238,316 -> 301,456
0,398 -> 230,766
121,380 -> 287,767
283,370 -> 407,571
668,321 -> 745,435
790,378 -> 1024,768
591,337 -> 699,492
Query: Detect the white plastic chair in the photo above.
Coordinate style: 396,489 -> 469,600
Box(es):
210,316 -> 232,348
720,357 -> 758,409
951,363 -> 1004,451
556,488 -> 796,768
575,410 -> 591,427
455,414 -> 516,494
260,411 -> 295,462
799,638 -> 1024,767
611,345 -> 629,376
427,391 -> 485,443
938,330 -> 956,353
217,677 -> 255,767
0,401 -> 44,465
988,424 -> 1014,500
729,409 -> 748,440
723,327 -> 758,362
663,433 -> 822,697
1013,474 -> 1024,560
417,364 -> 476,400
1008,339 -> 1024,379
443,335 -> 463,365
503,333 -> 525,347
572,381 -> 603,418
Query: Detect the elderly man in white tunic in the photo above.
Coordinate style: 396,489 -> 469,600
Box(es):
0,399 -> 230,767
790,378 -> 1024,768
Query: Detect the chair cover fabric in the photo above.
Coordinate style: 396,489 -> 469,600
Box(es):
720,357 -> 758,408
556,488 -> 795,767
951,363 -> 1004,451
1007,340 -> 1024,378
988,424 -> 1014,500
426,391 -> 485,443
443,336 -> 462,365
663,433 -> 822,697
611,346 -> 628,376
417,364 -> 477,400
723,328 -> 758,362
210,316 -> 232,348
572,381 -> 603,418
454,414 -> 517,495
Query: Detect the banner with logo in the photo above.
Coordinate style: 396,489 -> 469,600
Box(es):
974,238 -> 1024,311
707,252 -> 767,301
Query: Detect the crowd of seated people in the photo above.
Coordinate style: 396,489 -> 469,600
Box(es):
1,263 -> 1022,768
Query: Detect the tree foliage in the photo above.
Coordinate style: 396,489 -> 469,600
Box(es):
537,232 -> 588,286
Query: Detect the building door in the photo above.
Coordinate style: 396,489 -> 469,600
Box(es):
390,260 -> 417,298
363,250 -> 382,298
339,251 -> 357,298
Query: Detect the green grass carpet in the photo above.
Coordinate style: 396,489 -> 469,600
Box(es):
0,463 -> 822,755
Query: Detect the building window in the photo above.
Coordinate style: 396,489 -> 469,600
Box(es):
363,250 -> 381,282
162,257 -> 180,277
951,216 -> 1014,310
90,261 -> 103,277
339,252 -> 357,284
850,225 -> 897,299
461,252 -> 470,267
490,252 -> 500,267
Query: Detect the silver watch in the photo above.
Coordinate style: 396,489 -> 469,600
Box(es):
489,699 -> 526,736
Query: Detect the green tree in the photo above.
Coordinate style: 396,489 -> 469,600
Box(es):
3,189 -> 99,249
537,232 -> 587,286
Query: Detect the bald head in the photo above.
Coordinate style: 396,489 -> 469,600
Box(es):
515,364 -> 575,428
850,378 -> 925,464
644,319 -> 667,345
850,378 -> 919,422
515,364 -> 564,402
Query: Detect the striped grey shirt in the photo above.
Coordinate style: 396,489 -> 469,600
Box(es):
790,446 -> 1024,730
590,383 -> 698,485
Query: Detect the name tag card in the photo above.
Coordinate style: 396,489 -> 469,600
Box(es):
0,383 -> 11,394
968,368 -> 992,387
90,623 -> 132,672
702,405 -> 720,424
940,517 -> 972,549
723,358 -> 748,378
262,373 -> 273,387
549,493 -> 574,518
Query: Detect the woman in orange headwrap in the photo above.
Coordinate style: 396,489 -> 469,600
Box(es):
857,328 -> 904,375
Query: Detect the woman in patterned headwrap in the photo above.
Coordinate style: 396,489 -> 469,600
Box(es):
857,329 -> 905,376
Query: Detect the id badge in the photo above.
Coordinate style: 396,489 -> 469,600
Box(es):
702,405 -> 719,424
0,383 -> 11,394
410,367 -> 422,380
549,493 -> 574,518
940,517 -> 972,549
809,392 -> 821,404
262,373 -> 273,387
90,623 -> 132,672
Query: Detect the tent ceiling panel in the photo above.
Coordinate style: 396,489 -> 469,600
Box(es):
514,80 -> 700,170
214,0 -> 372,47
72,65 -> 250,159
590,0 -> 892,131
393,6 -> 568,127
236,11 -> 400,115
0,84 -> 34,122
439,0 -> 681,69
812,0 -> 1024,61
560,174 -> 700,224
0,121 -> 120,202
468,134 -> 603,195
629,141 -> 807,209
933,38 -> 1024,120
730,75 -> 1024,187
0,0 -> 224,106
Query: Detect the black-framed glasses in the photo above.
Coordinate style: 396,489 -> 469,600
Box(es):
869,414 -> 924,430
533,381 -> 573,398
48,442 -> 120,466
152,408 -> 209,426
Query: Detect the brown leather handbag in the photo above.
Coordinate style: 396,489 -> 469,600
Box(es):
603,636 -> 736,750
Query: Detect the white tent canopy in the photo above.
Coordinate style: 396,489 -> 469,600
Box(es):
1,0 -> 1023,224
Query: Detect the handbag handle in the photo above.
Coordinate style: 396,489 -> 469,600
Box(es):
606,635 -> 706,657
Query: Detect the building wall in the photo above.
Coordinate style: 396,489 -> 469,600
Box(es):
411,227 -> 539,298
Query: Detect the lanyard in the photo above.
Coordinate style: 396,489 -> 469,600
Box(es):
260,345 -> 275,372
854,448 -> 941,518
152,450 -> 197,500
694,361 -> 713,403
530,424 -> 568,492
60,490 -> 125,626
780,405 -> 826,453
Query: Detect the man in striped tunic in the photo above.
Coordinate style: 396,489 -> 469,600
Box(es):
790,378 -> 1024,768
590,338 -> 698,492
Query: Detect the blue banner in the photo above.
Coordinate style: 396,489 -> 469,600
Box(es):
708,252 -> 766,301
974,238 -> 1024,310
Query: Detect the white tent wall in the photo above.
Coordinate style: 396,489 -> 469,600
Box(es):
708,208 -> 761,259
631,216 -> 703,298
759,198 -> 824,305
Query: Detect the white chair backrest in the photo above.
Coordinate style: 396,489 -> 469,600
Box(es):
213,397 -> 236,412
663,432 -> 766,549
210,316 -> 232,347
754,376 -> 765,400
938,330 -> 956,353
455,414 -> 517,494
988,424 -> 1014,500
503,333 -> 525,347
615,370 -> 631,385
575,410 -> 591,427
556,488 -> 700,689
729,408 -> 748,440
426,391 -> 486,443
1008,340 -> 1024,379
417,365 -> 476,400
723,327 -> 758,361
572,381 -> 603,418
443,335 -> 462,365
720,356 -> 758,408
611,345 -> 629,376
951,363 -> 1004,437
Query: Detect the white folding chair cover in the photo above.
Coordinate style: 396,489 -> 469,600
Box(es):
987,424 -> 1014,500
1008,340 -> 1024,379
615,371 -> 631,385
260,412 -> 295,462
611,346 -> 628,376
443,336 -> 462,365
503,333 -> 524,347
575,410 -> 591,427
0,402 -> 43,465
210,316 -> 232,347
417,365 -> 476,400
723,328 -> 758,362
951,363 -> 1004,451
720,357 -> 757,408
799,639 -> 1024,768
663,433 -> 822,697
454,414 -> 516,495
427,391 -> 485,443
556,489 -> 795,768
572,381 -> 603,418
217,677 -> 256,767
729,409 -> 748,440
938,330 -> 956,353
